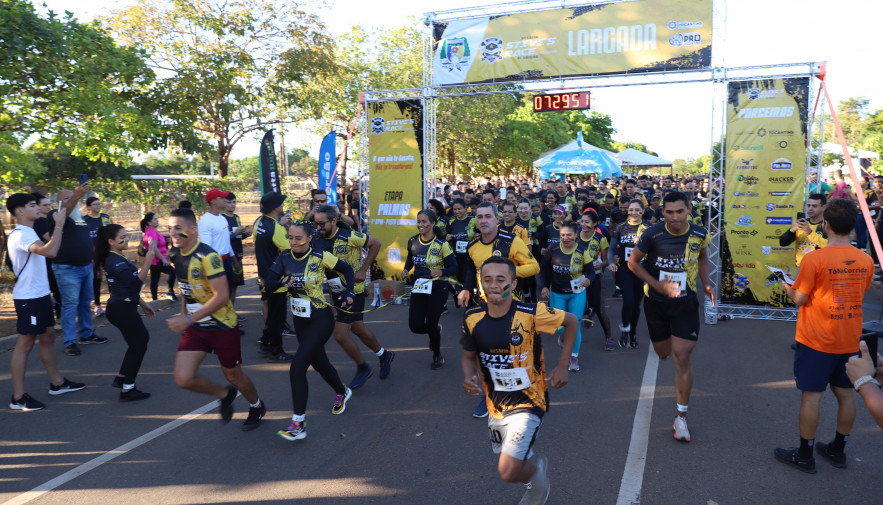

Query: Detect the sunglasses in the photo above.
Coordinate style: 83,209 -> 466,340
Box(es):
314,199 -> 327,203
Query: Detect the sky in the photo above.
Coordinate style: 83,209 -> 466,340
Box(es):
36,0 -> 883,165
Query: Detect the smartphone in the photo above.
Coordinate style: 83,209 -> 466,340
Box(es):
79,173 -> 88,185
796,212 -> 806,220
861,332 -> 879,363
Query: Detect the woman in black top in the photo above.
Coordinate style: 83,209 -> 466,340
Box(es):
95,224 -> 156,401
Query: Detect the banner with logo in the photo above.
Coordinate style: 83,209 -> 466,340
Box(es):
259,130 -> 281,195
720,77 -> 810,306
318,131 -> 337,205
431,0 -> 711,86
368,100 -> 424,279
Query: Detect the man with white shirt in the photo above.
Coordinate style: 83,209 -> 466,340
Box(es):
199,189 -> 238,299
5,193 -> 86,411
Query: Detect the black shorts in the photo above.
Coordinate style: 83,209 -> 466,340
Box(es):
231,255 -> 245,287
643,297 -> 700,343
331,291 -> 366,324
14,295 -> 55,336
793,342 -> 856,392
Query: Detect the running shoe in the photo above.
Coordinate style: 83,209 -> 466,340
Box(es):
379,350 -> 395,379
348,366 -> 374,389
93,305 -> 105,316
237,315 -> 247,324
267,351 -> 294,362
241,401 -> 267,431
473,398 -> 488,418
673,415 -> 691,442
257,341 -> 270,357
80,334 -> 108,345
48,378 -> 85,396
220,386 -> 238,423
604,337 -> 616,351
281,325 -> 297,338
612,287 -> 622,298
629,334 -> 638,349
442,304 -> 449,316
120,388 -> 151,402
519,455 -> 550,505
618,325 -> 630,348
9,393 -> 45,411
774,447 -> 816,474
431,354 -> 445,370
278,420 -> 306,441
331,387 -> 352,415
568,356 -> 580,372
64,343 -> 81,356
165,292 -> 179,302
815,442 -> 848,468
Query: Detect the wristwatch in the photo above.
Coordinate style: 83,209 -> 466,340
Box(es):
853,375 -> 881,392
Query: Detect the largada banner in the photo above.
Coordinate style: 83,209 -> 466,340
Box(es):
368,100 -> 423,279
720,77 -> 810,306
432,0 -> 711,86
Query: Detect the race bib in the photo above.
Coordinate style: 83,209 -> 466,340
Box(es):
570,275 -> 586,294
290,297 -> 311,318
327,277 -> 345,293
488,367 -> 531,392
624,247 -> 634,261
456,241 -> 467,254
412,278 -> 433,294
185,303 -> 212,323
659,270 -> 688,292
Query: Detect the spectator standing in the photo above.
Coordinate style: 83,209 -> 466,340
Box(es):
83,196 -> 112,316
141,212 -> 177,302
222,193 -> 251,305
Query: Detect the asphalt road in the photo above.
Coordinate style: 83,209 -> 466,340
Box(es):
1,275 -> 882,505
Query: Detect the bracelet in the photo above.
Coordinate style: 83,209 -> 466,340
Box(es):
853,375 -> 881,392
185,315 -> 191,325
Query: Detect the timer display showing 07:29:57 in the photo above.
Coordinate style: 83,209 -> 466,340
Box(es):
533,92 -> 591,112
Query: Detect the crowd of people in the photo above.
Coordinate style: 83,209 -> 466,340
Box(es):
4,168 -> 883,504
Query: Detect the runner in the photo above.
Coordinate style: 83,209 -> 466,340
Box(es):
608,199 -> 650,349
540,206 -> 566,256
538,222 -> 593,371
402,209 -> 457,369
140,212 -> 178,302
269,220 -> 356,441
578,210 -> 614,351
627,192 -> 714,442
96,224 -> 155,401
445,198 -> 476,306
165,208 -> 266,431
253,191 -> 294,362
83,196 -> 112,316
313,205 -> 394,389
222,193 -> 251,305
461,256 -> 577,505
499,202 -> 530,246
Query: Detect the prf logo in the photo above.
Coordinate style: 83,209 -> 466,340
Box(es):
771,158 -> 793,170
371,117 -> 385,135
668,33 -> 701,47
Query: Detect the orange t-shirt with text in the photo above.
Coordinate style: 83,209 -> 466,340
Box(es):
793,246 -> 874,354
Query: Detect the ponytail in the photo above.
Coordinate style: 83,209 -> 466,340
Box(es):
140,212 -> 155,233
94,224 -> 125,266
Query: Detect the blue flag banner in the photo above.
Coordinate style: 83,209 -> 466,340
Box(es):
259,130 -> 280,195
319,131 -> 337,205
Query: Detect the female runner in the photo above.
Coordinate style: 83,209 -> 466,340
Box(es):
608,199 -> 650,349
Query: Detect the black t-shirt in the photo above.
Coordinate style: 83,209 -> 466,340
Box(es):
635,222 -> 710,303
253,215 -> 289,282
104,251 -> 143,303
222,213 -> 244,257
83,214 -> 112,241
48,210 -> 94,266
33,217 -> 50,242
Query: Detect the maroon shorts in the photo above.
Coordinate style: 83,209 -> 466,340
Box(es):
178,325 -> 243,369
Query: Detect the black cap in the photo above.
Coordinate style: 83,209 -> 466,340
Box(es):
260,191 -> 286,214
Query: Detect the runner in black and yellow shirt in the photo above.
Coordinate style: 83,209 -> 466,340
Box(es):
627,191 -> 714,443
446,198 -> 477,298
608,199 -> 651,349
517,199 -> 543,302
267,220 -> 356,442
222,193 -> 251,304
402,209 -> 458,370
461,256 -> 577,505
578,210 -> 614,350
253,191 -> 294,361
499,202 -> 530,246
165,208 -> 266,432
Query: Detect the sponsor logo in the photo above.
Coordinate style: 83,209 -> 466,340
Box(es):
733,191 -> 759,197
492,250 -> 502,256
734,249 -> 753,256
770,129 -> 794,135
503,37 -> 557,59
309,263 -> 318,271
192,268 -> 200,279
736,106 -> 795,119
439,37 -> 472,71
668,32 -> 702,47
734,273 -> 750,290
766,216 -> 793,225
764,234 -> 782,240
756,127 -> 767,137
336,245 -> 346,254
777,140 -> 789,149
735,158 -> 759,169
737,175 -> 759,185
730,229 -> 758,237
732,204 -> 745,209
732,263 -> 756,269
736,215 -> 753,226
732,144 -> 763,151
479,37 -> 504,63
510,332 -> 523,346
371,117 -> 385,135
766,203 -> 794,211
668,20 -> 704,30
768,176 -> 795,183
748,88 -> 785,100
769,191 -> 791,196
771,158 -> 793,170
762,246 -> 792,255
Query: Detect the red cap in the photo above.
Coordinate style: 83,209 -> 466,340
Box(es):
205,189 -> 230,203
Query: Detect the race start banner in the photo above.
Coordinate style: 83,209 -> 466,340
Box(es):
720,77 -> 810,306
431,0 -> 712,86
368,100 -> 424,279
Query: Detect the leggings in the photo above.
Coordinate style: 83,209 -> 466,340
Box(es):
586,275 -> 612,338
616,267 -> 645,335
408,281 -> 449,355
149,263 -> 176,300
550,289 -> 587,356
105,299 -> 150,385
93,262 -> 104,307
289,306 -> 345,416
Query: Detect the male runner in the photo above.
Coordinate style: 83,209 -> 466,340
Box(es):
461,256 -> 577,505
165,208 -> 266,431
313,204 -> 394,389
499,202 -> 530,245
198,189 -> 238,299
253,191 -> 294,361
627,191 -> 713,442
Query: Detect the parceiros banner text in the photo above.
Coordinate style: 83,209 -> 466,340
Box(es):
431,0 -> 712,86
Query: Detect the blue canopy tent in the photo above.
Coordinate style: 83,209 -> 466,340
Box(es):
537,148 -> 623,180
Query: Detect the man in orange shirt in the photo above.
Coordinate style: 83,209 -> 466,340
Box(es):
775,199 -> 874,474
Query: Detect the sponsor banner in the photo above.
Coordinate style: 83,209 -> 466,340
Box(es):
259,130 -> 281,195
318,131 -> 337,205
721,77 -> 809,306
431,0 -> 712,86
368,100 -> 424,278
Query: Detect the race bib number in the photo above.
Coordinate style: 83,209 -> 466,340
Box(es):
488,367 -> 531,392
327,277 -> 345,293
570,275 -> 586,294
624,247 -> 634,261
290,297 -> 311,318
659,270 -> 687,292
185,303 -> 212,323
456,241 -> 467,254
412,278 -> 433,294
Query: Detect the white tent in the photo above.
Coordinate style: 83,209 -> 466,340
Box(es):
822,142 -> 879,160
532,139 -> 622,168
615,148 -> 673,167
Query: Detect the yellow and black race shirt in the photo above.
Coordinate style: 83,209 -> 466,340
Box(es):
463,231 -> 539,295
517,216 -> 542,246
253,215 -> 289,293
448,216 -> 477,255
636,222 -> 710,302
222,212 -> 244,257
461,301 -> 565,419
498,221 -> 530,246
540,244 -> 595,293
612,221 -> 650,267
169,241 -> 237,330
84,213 -> 113,241
795,220 -> 827,267
579,229 -> 609,273
265,248 -> 354,309
404,235 -> 458,280
314,227 -> 369,294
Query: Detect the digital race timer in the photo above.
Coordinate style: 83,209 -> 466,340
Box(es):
533,92 -> 591,112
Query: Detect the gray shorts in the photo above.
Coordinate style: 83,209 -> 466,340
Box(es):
487,411 -> 542,461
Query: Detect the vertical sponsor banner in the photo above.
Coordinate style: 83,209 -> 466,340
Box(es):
720,77 -> 809,306
259,130 -> 281,195
368,100 -> 423,279
318,131 -> 337,205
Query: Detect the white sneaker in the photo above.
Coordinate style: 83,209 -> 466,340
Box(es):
522,455 -> 550,505
673,415 -> 691,442
567,356 -> 579,372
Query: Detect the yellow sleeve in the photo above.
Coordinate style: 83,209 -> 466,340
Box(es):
510,236 -> 540,278
322,251 -> 339,269
349,231 -> 368,248
600,237 -> 609,249
515,225 -> 530,245
700,232 -> 711,249
272,222 -> 290,252
203,251 -> 226,279
467,218 -> 476,239
804,229 -> 826,247
534,302 -> 567,334
441,241 -> 454,257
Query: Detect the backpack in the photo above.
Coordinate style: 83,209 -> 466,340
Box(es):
0,230 -> 31,283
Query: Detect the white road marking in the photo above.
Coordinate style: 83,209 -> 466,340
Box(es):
3,400 -> 219,505
616,345 -> 660,505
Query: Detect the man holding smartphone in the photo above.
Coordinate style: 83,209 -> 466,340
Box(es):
779,194 -> 828,269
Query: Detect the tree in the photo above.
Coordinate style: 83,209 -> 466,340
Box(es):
0,0 -> 159,182
824,97 -> 870,146
104,0 -> 338,177
611,141 -> 658,157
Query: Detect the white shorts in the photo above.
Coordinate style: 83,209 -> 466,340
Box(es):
487,411 -> 542,461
